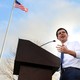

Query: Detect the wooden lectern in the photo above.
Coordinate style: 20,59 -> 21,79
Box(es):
13,39 -> 60,80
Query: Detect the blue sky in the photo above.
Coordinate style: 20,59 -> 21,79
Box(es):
0,0 -> 80,58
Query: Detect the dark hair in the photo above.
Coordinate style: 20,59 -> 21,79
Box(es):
56,28 -> 68,37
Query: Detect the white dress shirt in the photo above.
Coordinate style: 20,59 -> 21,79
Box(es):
56,40 -> 80,69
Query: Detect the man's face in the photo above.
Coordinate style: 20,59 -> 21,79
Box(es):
57,29 -> 68,43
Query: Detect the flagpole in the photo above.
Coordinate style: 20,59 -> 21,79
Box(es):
0,0 -> 15,58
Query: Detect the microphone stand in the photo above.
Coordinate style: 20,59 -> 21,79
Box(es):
40,40 -> 56,47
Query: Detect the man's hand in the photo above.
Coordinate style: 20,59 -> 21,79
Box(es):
56,44 -> 68,53
56,44 -> 76,57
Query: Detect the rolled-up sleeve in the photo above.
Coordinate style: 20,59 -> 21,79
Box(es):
74,41 -> 80,59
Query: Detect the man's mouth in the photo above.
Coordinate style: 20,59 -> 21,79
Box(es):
61,36 -> 65,38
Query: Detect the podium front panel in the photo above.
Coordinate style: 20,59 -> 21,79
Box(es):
18,65 -> 52,80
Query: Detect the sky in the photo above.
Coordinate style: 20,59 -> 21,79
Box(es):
0,0 -> 80,59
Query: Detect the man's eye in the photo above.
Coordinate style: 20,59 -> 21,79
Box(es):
58,33 -> 61,35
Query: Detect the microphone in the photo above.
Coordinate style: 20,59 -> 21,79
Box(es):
40,40 -> 56,47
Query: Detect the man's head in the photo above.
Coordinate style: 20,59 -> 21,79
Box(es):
56,28 -> 68,43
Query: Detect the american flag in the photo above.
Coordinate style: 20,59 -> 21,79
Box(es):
14,0 -> 28,12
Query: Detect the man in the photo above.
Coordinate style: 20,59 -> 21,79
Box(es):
56,28 -> 80,80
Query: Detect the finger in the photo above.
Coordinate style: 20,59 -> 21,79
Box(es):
57,44 -> 62,47
56,47 -> 61,52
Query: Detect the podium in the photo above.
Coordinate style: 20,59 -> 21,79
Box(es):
13,39 -> 60,80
